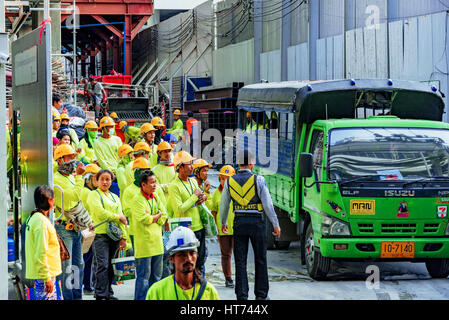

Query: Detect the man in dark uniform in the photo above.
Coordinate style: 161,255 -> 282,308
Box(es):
220,148 -> 281,300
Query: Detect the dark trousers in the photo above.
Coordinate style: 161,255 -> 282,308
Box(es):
83,247 -> 94,291
218,235 -> 234,280
92,234 -> 119,299
194,228 -> 206,274
233,215 -> 268,300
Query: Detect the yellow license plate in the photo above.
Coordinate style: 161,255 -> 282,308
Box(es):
350,200 -> 375,215
381,241 -> 415,258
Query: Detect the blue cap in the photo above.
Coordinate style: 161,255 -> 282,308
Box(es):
164,133 -> 178,143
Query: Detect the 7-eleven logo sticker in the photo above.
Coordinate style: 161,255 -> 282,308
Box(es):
437,206 -> 448,218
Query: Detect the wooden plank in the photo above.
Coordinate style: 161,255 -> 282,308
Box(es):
403,17 -> 418,80
418,15 -> 433,81
364,27 -> 377,78
376,22 -> 388,78
317,38 -> 327,80
333,34 -> 344,79
355,28 -> 365,78
388,20 -> 404,79
345,29 -> 356,78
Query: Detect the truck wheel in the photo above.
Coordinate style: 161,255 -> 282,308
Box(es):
425,259 -> 449,278
305,223 -> 330,280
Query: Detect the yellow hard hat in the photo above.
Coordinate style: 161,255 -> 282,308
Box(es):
119,121 -> 128,130
173,109 -> 181,116
151,117 -> 164,127
133,141 -> 151,153
110,112 -> 118,119
118,144 -> 133,158
54,144 -> 77,160
140,122 -> 156,135
157,141 -> 173,152
219,165 -> 235,177
99,116 -> 115,128
173,151 -> 195,168
193,159 -> 212,170
61,113 -> 70,121
132,157 -> 152,170
52,110 -> 61,121
84,120 -> 99,130
83,163 -> 101,175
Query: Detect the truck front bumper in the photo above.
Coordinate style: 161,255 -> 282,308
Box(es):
320,237 -> 449,259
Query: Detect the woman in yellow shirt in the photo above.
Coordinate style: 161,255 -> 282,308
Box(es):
25,186 -> 62,300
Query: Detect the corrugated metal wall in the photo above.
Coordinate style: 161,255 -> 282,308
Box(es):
398,0 -> 449,19
290,1 -> 308,45
319,0 -> 344,38
262,0 -> 282,52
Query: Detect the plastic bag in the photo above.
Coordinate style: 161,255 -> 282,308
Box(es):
198,204 -> 218,238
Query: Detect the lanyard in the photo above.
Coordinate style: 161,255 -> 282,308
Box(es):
104,191 -> 116,203
179,178 -> 194,196
173,274 -> 195,300
146,197 -> 155,215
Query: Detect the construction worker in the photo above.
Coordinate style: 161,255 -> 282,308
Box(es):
52,93 -> 63,115
151,116 -> 165,145
87,169 -> 127,300
52,110 -> 61,137
109,112 -> 119,124
52,137 -> 59,173
210,165 -> 236,288
220,148 -> 281,300
53,144 -> 88,300
140,122 -> 158,168
168,151 -> 207,275
116,144 -> 134,195
146,226 -> 219,300
124,141 -> 151,189
133,170 -> 168,300
89,77 -> 108,120
163,133 -> 179,154
94,116 -> 122,174
121,157 -> 152,248
119,121 -> 140,147
166,109 -> 183,140
60,113 -> 80,148
245,111 -> 263,133
78,120 -> 99,165
80,163 -> 100,296
152,141 -> 176,278
193,159 -> 214,210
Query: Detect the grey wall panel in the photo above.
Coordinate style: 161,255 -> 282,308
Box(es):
320,0 -> 344,38
355,0 -> 387,29
262,0 -> 282,52
398,0 -> 449,19
290,1 -> 308,46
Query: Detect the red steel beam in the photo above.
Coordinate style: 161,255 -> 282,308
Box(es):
91,15 -> 123,39
125,15 -> 132,75
62,3 -> 153,15
131,15 -> 149,41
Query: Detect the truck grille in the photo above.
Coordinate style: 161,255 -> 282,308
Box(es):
116,111 -> 151,121
358,224 -> 374,233
423,224 -> 439,233
381,224 -> 416,233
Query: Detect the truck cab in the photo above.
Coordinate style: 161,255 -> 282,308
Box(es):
236,79 -> 449,279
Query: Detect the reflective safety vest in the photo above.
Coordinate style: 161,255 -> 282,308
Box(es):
228,171 -> 263,214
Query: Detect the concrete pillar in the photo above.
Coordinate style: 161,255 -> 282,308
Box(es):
254,0 -> 263,83
308,0 -> 319,81
281,0 -> 292,81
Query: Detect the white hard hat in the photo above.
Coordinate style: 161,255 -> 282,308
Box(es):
166,226 -> 200,256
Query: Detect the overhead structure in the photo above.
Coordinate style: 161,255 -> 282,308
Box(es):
60,0 -> 153,77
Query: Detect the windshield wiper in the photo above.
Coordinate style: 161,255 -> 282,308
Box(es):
339,175 -> 384,186
403,176 -> 449,188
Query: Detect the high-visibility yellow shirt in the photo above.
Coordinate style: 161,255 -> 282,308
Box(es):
53,172 -> 84,221
167,119 -> 183,139
25,212 -> 62,281
152,164 -> 176,218
78,138 -> 97,164
146,275 -> 219,300
211,188 -> 234,236
94,136 -> 122,173
80,186 -> 95,215
6,128 -> 20,172
68,127 -> 80,149
123,160 -> 135,190
133,191 -> 167,258
149,143 -> 158,168
168,176 -> 203,232
86,189 -> 126,236
116,161 -> 130,195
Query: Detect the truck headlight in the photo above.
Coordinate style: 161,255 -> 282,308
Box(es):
322,215 -> 351,236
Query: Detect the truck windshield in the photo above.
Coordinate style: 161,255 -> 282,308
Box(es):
328,128 -> 449,181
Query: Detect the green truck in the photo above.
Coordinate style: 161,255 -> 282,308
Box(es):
236,79 -> 449,279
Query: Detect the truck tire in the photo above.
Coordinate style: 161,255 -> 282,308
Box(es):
425,259 -> 449,278
305,223 -> 330,280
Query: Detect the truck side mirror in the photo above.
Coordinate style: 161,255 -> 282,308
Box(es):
299,153 -> 314,178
